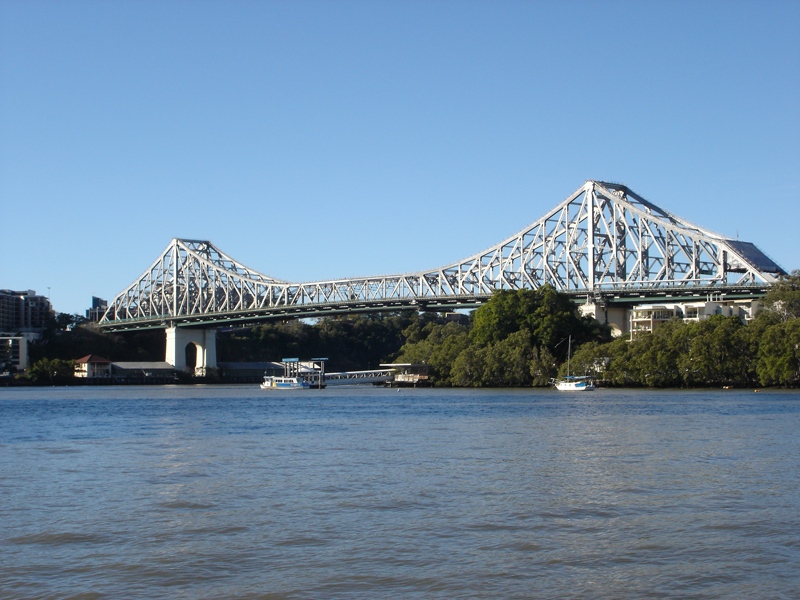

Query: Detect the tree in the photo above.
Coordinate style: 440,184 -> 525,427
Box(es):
479,330 -> 535,387
27,358 -> 75,384
470,289 -> 533,346
394,319 -> 470,385
393,288 -> 613,387
679,316 -> 750,387
762,270 -> 800,322
579,338 -> 637,387
470,286 -> 610,360
757,319 -> 800,386
529,345 -> 557,386
528,286 -> 588,357
450,345 -> 486,387
216,312 -> 419,372
425,322 -> 471,386
28,324 -> 164,364
737,312 -> 773,384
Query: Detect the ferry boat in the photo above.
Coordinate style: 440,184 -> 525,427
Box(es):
260,375 -> 310,390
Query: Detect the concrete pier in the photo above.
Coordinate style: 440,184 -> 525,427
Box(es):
165,326 -> 217,375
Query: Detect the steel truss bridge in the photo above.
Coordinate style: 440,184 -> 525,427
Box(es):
100,180 -> 785,332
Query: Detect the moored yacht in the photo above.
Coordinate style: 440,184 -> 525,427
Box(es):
553,375 -> 595,391
551,335 -> 595,391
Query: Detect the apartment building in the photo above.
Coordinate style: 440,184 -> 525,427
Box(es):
629,298 -> 761,339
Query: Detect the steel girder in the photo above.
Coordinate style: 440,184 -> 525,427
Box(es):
100,181 -> 785,330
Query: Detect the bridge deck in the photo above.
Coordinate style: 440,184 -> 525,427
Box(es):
100,284 -> 769,331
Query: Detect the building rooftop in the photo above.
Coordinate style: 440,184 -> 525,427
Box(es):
112,361 -> 175,370
75,354 -> 112,364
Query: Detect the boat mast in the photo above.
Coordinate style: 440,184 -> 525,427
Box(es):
567,335 -> 571,377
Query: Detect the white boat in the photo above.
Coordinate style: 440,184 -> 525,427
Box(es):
552,336 -> 595,391
260,375 -> 310,390
554,375 -> 595,391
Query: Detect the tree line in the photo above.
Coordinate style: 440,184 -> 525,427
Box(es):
16,312 -> 419,383
394,273 -> 800,388
216,311 -> 419,372
568,273 -> 800,388
393,286 -> 610,386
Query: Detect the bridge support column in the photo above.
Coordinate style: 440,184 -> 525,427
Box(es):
165,326 -> 218,376
579,302 -> 629,338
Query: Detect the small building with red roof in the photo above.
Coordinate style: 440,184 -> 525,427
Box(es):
74,354 -> 112,378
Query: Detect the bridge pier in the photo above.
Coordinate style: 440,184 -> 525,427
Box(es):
579,302 -> 629,338
165,326 -> 217,375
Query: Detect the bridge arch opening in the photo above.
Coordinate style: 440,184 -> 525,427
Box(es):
185,343 -> 198,370
165,326 -> 217,375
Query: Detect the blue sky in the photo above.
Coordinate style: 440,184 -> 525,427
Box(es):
1,0 -> 798,315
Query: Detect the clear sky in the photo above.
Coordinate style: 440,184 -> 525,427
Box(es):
1,0 -> 798,315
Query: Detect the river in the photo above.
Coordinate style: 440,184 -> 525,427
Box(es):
1,385 -> 798,599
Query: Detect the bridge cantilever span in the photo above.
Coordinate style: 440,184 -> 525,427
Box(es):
99,180 -> 785,333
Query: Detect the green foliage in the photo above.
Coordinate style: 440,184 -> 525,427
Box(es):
394,320 -> 471,385
27,358 -> 75,384
451,329 -> 535,387
528,287 -> 588,356
569,314 -> 786,388
632,319 -> 687,387
470,289 -> 531,346
569,338 -> 634,386
469,287 -> 604,360
762,270 -> 800,322
395,288 -> 612,387
29,322 -> 164,363
31,311 -> 418,376
484,329 -> 535,387
529,345 -> 558,386
450,346 -> 483,387
680,317 -> 752,387
756,318 -> 800,386
217,311 -> 418,372
425,323 -> 472,386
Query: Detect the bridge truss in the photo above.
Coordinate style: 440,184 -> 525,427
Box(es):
100,180 -> 785,331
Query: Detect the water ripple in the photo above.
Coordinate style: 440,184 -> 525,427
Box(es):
0,386 -> 798,599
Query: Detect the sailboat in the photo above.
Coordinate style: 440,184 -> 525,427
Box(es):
551,336 -> 595,391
